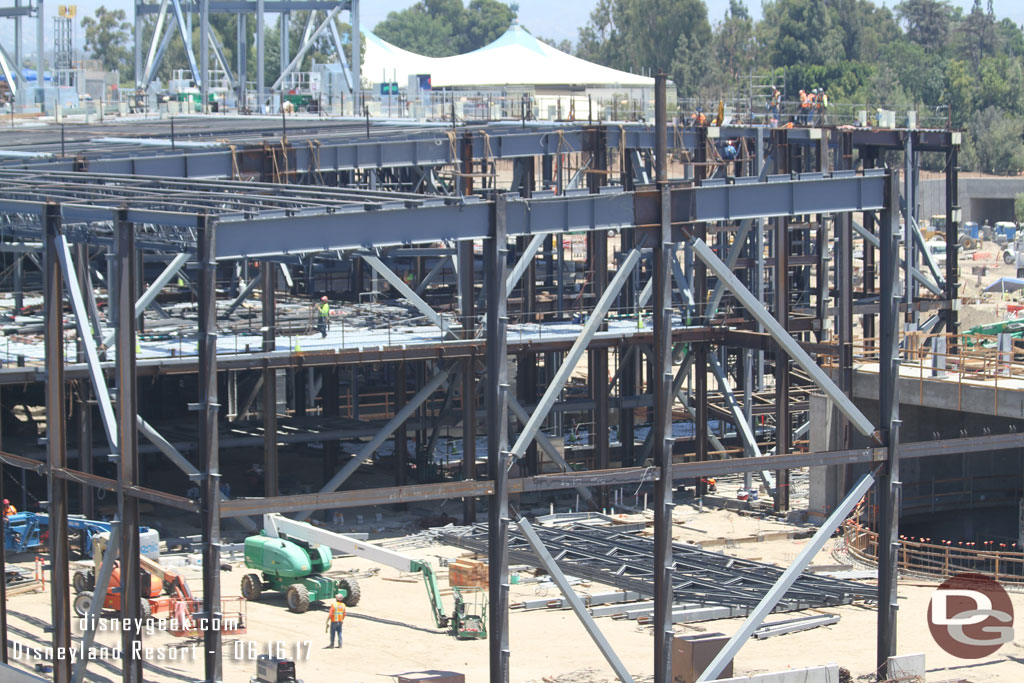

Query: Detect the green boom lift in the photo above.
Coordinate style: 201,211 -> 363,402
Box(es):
241,514 -> 485,640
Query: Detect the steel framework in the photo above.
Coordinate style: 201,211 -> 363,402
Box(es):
0,100 -> 992,683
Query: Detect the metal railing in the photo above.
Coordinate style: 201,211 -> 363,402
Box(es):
843,520 -> 1024,584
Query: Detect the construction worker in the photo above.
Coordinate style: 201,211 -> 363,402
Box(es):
316,296 -> 330,338
2,499 -> 16,517
817,88 -> 829,125
798,90 -> 809,125
327,592 -> 346,648
768,86 -> 781,119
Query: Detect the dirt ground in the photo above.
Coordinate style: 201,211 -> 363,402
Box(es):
3,507 -> 1022,682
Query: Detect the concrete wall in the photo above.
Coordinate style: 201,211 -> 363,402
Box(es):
920,176 -> 1024,225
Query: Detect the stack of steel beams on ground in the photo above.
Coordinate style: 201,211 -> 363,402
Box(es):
440,522 -> 875,612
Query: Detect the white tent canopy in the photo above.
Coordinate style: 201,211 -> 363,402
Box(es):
363,23 -> 655,89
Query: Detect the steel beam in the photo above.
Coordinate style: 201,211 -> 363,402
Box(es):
359,253 -> 457,339
294,366 -> 451,520
270,5 -> 343,92
706,354 -> 774,489
216,429 -> 1024,516
414,254 -> 451,296
101,252 -> 190,349
695,472 -> 876,682
517,518 -> 635,683
508,395 -> 596,508
223,268 -> 260,318
509,248 -> 640,460
854,217 -> 941,296
56,235 -> 118,452
689,237 -> 875,437
214,174 -> 885,260
141,0 -> 170,87
71,522 -> 120,683
169,0 -> 201,84
137,416 -> 256,531
505,232 -> 546,297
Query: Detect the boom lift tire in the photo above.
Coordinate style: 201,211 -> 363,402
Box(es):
337,577 -> 361,607
74,591 -> 94,618
73,568 -> 95,593
286,584 -> 310,613
241,573 -> 263,601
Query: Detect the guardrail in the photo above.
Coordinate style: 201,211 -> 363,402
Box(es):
843,520 -> 1024,584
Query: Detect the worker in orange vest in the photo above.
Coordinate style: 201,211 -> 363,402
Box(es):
2,498 -> 16,517
327,592 -> 346,648
798,90 -> 811,125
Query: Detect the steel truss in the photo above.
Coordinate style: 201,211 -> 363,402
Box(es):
133,0 -> 360,113
440,522 -> 875,611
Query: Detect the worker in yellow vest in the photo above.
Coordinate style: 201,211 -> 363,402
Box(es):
327,592 -> 346,648
316,296 -> 330,338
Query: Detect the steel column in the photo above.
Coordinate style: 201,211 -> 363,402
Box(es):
114,209 -> 142,683
198,216 -> 222,682
395,362 -> 407,491
256,0 -> 265,110
774,215 -> 790,512
652,72 -> 674,683
351,0 -> 360,111
876,171 -> 902,679
459,238 -> 477,523
944,146 -> 959,340
262,263 -> 277,497
486,194 -> 510,682
44,203 -> 71,683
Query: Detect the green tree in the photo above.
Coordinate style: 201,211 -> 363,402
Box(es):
712,0 -> 756,82
895,0 -> 954,53
766,0 -> 844,68
463,0 -> 516,51
1015,193 -> 1024,223
969,106 -> 1024,175
577,0 -> 712,95
825,0 -> 900,63
373,0 -> 514,56
576,0 -> 625,69
958,0 -> 996,68
375,2 -> 464,56
536,36 -> 573,53
81,7 -> 132,75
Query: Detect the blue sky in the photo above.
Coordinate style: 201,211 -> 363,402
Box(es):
6,1 -> 1024,59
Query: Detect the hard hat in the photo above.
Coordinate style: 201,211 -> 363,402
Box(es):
2,499 -> 7,505
321,296 -> 328,302
336,593 -> 344,600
